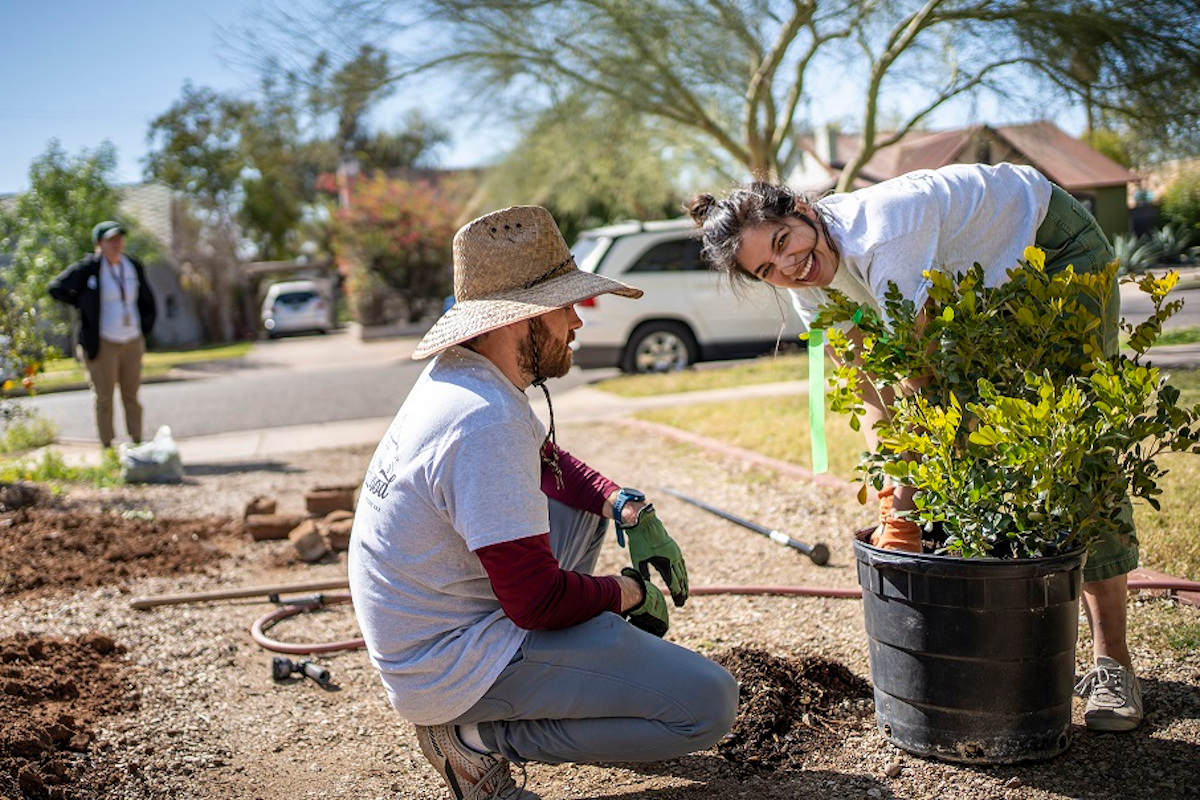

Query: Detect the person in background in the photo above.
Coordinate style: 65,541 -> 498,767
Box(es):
349,205 -> 738,800
48,220 -> 156,449
689,163 -> 1142,733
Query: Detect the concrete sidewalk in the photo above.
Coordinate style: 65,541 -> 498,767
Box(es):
41,377 -> 811,466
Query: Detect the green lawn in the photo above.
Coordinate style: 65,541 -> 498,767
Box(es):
596,349 -> 809,397
24,342 -> 254,394
636,391 -> 866,481
613,358 -> 1200,580
1149,325 -> 1200,346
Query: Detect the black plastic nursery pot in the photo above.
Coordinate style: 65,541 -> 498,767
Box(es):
852,529 -> 1085,764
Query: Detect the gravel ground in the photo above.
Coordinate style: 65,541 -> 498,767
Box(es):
2,420 -> 1199,799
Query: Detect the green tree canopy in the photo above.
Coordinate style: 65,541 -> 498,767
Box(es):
330,0 -> 1200,188
477,94 -> 697,241
0,141 -> 144,390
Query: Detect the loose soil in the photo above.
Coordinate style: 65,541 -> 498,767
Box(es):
0,503 -> 241,599
1,427 -> 1198,799
713,647 -> 874,769
0,633 -> 136,799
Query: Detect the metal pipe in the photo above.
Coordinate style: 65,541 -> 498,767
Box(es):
130,578 -> 353,610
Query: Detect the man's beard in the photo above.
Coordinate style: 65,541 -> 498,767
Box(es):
518,316 -> 574,381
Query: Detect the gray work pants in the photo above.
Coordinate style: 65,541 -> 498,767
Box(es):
448,500 -> 739,765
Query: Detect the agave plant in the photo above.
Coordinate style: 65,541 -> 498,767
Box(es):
1149,223 -> 1196,265
1112,232 -> 1163,275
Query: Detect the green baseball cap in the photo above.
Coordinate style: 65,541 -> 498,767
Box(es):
91,220 -> 127,244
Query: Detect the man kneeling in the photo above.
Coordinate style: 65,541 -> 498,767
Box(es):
349,206 -> 738,800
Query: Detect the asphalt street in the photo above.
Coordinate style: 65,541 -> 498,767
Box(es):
22,328 -> 599,443
20,273 -> 1200,445
1119,266 -> 1200,330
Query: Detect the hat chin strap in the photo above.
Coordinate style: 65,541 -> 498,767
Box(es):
527,325 -> 564,490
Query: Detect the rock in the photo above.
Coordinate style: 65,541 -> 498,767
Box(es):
884,761 -> 903,778
305,485 -> 357,516
17,763 -> 46,794
244,496 -> 277,517
320,509 -> 355,528
0,481 -> 47,511
245,514 -> 306,541
289,520 -> 329,563
325,518 -> 354,551
80,633 -> 116,655
1004,776 -> 1022,789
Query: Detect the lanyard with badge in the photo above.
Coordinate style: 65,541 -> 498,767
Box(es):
107,258 -> 132,326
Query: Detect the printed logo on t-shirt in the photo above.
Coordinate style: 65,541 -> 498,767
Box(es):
366,465 -> 395,500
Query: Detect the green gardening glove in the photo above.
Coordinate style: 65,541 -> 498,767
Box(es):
622,506 -> 689,607
620,567 -> 669,637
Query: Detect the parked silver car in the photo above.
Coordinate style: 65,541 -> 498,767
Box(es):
570,219 -> 805,372
260,280 -> 332,338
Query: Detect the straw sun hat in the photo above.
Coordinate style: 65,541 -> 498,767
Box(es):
412,205 -> 643,359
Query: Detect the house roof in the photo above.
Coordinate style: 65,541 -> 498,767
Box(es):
798,121 -> 1133,191
991,122 -> 1133,189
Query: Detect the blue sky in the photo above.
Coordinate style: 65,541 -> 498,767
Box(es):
2,2 -> 1083,197
0,0 -> 505,195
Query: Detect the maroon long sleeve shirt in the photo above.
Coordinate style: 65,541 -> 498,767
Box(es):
475,444 -> 623,630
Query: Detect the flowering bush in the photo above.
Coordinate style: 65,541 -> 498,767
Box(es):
330,174 -> 463,324
812,249 -> 1200,559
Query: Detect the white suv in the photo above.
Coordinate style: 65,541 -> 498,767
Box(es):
570,218 -> 805,372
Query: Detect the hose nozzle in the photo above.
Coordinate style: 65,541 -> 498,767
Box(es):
272,656 -> 331,687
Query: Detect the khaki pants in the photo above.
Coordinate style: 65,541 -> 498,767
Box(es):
79,336 -> 145,448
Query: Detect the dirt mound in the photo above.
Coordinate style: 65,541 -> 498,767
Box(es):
714,646 -> 874,769
0,482 -> 50,512
0,633 -> 136,799
0,507 -> 241,597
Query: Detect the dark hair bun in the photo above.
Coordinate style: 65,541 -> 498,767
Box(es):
686,193 -> 717,226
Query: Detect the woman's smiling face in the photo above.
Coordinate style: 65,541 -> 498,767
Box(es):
736,209 -> 838,289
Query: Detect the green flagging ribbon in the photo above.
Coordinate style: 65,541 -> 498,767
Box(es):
807,328 -> 828,474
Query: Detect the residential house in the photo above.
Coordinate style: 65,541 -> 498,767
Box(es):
789,121 -> 1135,238
118,183 -> 205,347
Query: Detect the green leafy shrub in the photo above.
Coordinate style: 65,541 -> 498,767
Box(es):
0,447 -> 123,488
1161,165 -> 1200,240
813,252 -> 1200,559
0,413 -> 57,454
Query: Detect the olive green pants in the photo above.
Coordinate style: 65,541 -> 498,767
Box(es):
1034,185 -> 1138,583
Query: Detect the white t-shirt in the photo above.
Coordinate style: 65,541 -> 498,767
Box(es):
789,162 -> 1053,328
98,255 -> 142,343
348,346 -> 549,725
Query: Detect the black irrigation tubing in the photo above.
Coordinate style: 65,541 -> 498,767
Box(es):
659,487 -> 831,565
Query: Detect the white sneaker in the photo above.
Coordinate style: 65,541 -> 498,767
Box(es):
1074,656 -> 1143,732
415,724 -> 540,800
